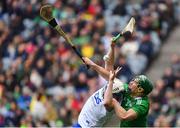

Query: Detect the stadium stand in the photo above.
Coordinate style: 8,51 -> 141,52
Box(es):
0,0 -> 179,127
148,53 -> 180,127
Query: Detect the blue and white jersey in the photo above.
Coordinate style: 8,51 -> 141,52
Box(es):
78,78 -> 124,127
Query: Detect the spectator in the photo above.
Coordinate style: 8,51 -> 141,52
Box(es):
148,54 -> 180,127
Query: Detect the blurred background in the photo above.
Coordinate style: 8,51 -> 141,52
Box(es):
0,0 -> 180,127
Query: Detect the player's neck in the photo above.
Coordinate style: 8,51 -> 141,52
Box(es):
130,93 -> 143,98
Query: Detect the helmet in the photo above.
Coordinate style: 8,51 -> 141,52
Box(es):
134,75 -> 153,95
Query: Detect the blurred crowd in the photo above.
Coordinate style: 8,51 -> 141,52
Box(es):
0,0 -> 179,127
148,54 -> 180,127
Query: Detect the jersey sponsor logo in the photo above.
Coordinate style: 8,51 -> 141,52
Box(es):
94,92 -> 102,104
136,99 -> 142,105
125,99 -> 132,107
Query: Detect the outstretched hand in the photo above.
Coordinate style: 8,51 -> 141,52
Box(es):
109,67 -> 122,81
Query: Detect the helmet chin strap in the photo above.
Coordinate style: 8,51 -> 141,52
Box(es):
127,87 -> 132,93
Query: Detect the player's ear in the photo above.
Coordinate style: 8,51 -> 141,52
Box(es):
137,87 -> 144,93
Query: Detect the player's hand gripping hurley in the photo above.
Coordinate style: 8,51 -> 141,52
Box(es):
112,17 -> 136,42
40,4 -> 89,68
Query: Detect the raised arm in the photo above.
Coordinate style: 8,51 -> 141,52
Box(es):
104,67 -> 121,111
112,99 -> 137,121
104,41 -> 115,72
83,57 -> 110,81
83,57 -> 125,94
82,35 -> 120,80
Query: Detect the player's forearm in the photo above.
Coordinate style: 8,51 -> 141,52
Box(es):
104,80 -> 113,107
113,99 -> 137,121
113,99 -> 127,120
104,44 -> 115,71
109,43 -> 115,64
91,63 -> 110,81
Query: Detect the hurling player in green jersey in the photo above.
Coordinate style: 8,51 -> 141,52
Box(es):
104,70 -> 153,127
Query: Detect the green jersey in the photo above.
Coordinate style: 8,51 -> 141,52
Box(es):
120,84 -> 150,127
